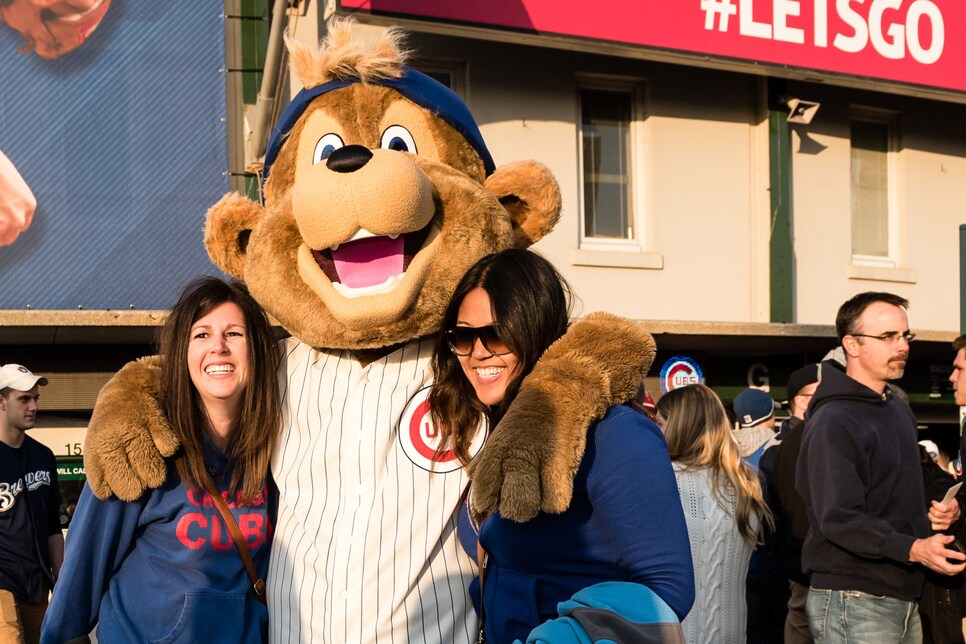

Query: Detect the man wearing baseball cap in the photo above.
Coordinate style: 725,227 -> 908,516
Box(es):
0,364 -> 63,644
772,364 -> 821,644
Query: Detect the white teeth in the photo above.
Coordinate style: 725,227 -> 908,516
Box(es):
475,367 -> 505,378
332,273 -> 404,298
331,228 -> 402,251
205,365 -> 234,374
348,228 -> 376,242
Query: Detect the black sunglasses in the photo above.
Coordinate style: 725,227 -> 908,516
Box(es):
445,325 -> 512,357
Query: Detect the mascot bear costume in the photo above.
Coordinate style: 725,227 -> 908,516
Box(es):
84,20 -> 657,643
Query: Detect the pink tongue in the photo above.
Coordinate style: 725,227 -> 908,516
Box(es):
331,236 -> 405,288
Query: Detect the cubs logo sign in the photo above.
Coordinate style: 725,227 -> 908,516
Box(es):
659,356 -> 705,394
398,386 -> 487,472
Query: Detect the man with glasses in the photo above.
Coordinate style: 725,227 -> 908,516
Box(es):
796,292 -> 963,643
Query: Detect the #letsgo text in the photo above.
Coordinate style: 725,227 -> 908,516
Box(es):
701,0 -> 945,64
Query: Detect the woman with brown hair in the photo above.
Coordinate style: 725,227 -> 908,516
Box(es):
42,277 -> 281,643
656,383 -> 772,644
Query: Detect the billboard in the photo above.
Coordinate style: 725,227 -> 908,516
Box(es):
339,0 -> 966,95
0,1 -> 228,310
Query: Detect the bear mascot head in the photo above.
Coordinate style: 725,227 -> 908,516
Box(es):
205,20 -> 561,354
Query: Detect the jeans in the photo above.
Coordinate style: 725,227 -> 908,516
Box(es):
806,587 -> 922,644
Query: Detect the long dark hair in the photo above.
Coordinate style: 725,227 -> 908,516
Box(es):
159,277 -> 281,499
429,249 -> 571,465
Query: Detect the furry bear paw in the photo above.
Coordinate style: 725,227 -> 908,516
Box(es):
469,314 -> 656,522
84,356 -> 179,501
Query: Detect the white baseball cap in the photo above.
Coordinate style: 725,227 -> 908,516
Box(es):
918,439 -> 939,461
0,364 -> 48,391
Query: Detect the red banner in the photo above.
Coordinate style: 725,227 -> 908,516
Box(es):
340,0 -> 966,94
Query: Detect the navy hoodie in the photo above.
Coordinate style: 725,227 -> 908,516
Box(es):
796,360 -> 929,601
41,438 -> 274,643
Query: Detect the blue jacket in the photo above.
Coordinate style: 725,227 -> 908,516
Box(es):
41,440 -> 274,643
472,404 -> 695,643
525,581 -> 685,643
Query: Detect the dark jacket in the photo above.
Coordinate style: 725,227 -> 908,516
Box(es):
773,416 -> 809,585
796,360 -> 929,601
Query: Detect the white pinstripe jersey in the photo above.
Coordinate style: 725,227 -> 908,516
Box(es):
268,336 -> 478,643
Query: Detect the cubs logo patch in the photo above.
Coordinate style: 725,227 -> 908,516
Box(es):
398,386 -> 486,472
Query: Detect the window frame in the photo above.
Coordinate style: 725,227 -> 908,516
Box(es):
849,106 -> 901,269
576,73 -> 647,253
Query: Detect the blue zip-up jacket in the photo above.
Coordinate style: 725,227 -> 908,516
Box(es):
472,404 -> 695,643
796,360 -> 929,601
41,439 -> 275,643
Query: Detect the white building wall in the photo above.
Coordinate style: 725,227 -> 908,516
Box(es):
411,34 -> 770,324
789,82 -> 966,332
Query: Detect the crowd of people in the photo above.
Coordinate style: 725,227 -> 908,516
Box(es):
4,253 -> 966,643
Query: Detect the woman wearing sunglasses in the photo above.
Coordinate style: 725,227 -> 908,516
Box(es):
429,248 -> 694,643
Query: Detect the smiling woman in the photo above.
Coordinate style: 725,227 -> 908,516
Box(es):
41,278 -> 281,644
186,301 -> 251,450
428,249 -> 695,643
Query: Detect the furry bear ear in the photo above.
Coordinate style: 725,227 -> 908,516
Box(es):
204,193 -> 266,277
484,161 -> 561,249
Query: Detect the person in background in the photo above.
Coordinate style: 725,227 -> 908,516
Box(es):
731,388 -> 777,466
797,292 -> 963,643
41,277 -> 280,643
772,363 -> 821,644
731,387 -> 785,643
656,383 -> 771,644
916,444 -> 966,644
949,334 -> 966,499
0,364 -> 62,644
432,248 -> 694,643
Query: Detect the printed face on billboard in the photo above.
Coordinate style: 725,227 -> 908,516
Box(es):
0,2 -> 228,310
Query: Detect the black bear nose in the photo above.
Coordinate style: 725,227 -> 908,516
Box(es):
326,145 -> 373,173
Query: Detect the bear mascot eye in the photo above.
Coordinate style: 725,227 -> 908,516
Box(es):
380,125 -> 417,154
313,133 -> 345,163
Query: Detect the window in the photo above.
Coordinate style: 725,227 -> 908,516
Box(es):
578,78 -> 644,250
414,60 -> 465,96
850,110 -> 899,267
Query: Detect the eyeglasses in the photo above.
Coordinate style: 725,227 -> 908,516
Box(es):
850,331 -> 916,345
445,325 -> 512,357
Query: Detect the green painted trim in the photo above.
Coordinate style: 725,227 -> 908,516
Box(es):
769,87 -> 794,323
245,175 -> 260,201
240,1 -> 269,106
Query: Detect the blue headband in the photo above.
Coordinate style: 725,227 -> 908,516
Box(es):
261,66 -> 495,195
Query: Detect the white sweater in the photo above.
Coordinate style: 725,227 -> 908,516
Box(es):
673,464 -> 755,644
